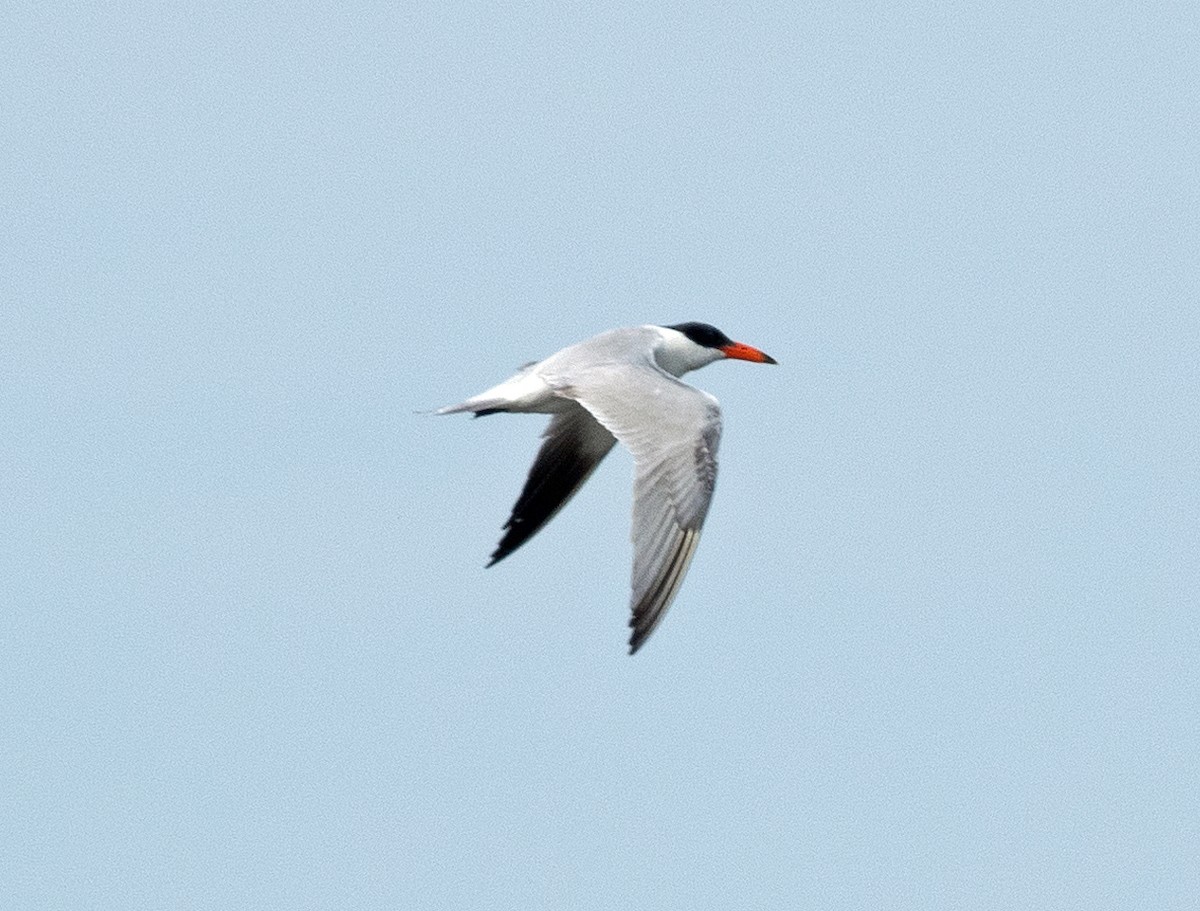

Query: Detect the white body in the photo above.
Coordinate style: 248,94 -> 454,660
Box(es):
441,325 -> 726,415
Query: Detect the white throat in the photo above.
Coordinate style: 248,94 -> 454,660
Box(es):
650,326 -> 724,377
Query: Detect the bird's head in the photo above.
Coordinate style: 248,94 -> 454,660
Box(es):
654,322 -> 777,376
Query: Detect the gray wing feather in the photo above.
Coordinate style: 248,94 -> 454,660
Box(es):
548,361 -> 722,653
489,406 -> 616,565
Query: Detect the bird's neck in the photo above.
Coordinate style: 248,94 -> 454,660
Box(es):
651,327 -> 723,377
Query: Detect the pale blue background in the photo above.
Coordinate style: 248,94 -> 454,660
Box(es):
3,2 -> 1197,908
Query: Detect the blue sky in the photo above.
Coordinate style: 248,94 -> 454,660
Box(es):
3,2 -> 1197,908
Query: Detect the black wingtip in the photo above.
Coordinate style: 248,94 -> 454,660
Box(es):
627,619 -> 647,655
487,519 -> 524,567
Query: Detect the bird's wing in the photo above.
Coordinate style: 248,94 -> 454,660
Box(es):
548,362 -> 723,653
489,405 -> 616,566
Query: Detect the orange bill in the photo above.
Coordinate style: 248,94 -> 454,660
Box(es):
720,341 -> 778,364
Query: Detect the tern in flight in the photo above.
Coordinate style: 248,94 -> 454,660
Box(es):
438,322 -> 776,653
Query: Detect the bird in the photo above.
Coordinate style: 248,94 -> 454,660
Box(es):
437,322 -> 777,654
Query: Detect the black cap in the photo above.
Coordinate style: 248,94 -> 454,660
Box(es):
662,322 -> 734,350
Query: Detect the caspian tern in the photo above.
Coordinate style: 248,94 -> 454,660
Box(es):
438,322 -> 776,654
